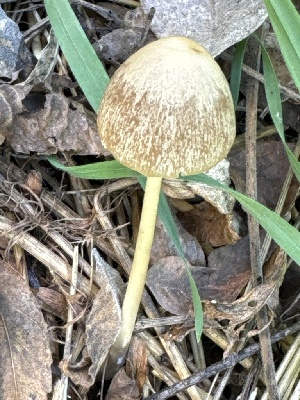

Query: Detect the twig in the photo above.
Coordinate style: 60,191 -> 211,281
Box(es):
145,321 -> 300,400
245,33 -> 279,399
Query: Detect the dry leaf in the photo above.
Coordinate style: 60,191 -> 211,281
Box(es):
60,251 -> 123,387
204,248 -> 286,330
0,84 -> 29,144
141,0 -> 267,56
106,367 -> 140,400
0,6 -> 33,79
229,141 -> 298,210
95,8 -> 155,65
7,92 -> 109,155
127,336 -> 148,392
164,160 -> 235,214
24,28 -> 58,86
0,261 -> 52,399
151,218 -> 206,266
25,170 -> 43,196
86,250 -> 121,383
178,202 -> 241,248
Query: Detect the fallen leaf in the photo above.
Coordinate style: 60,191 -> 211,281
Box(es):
229,141 -> 298,211
151,218 -> 206,266
141,0 -> 267,56
61,250 -> 123,387
178,202 -> 241,248
0,8 -> 27,79
164,160 -> 235,214
147,237 -> 254,313
7,92 -> 109,155
106,367 -> 140,400
127,336 -> 148,393
0,261 -> 52,399
204,248 -> 286,330
0,84 -> 29,145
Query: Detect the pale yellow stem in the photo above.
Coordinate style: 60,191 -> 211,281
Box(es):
109,176 -> 162,365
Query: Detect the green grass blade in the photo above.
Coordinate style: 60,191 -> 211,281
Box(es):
184,174 -> 300,265
230,38 -> 248,108
48,156 -> 141,179
138,177 -> 203,341
264,0 -> 300,96
44,0 -> 109,111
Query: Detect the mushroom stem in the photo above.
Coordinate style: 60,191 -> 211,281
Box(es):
110,176 -> 162,363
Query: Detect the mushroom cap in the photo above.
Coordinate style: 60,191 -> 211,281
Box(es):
97,36 -> 236,178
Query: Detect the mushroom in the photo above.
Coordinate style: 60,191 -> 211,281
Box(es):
97,36 -> 236,362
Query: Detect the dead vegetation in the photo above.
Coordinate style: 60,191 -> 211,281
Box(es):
0,1 -> 300,399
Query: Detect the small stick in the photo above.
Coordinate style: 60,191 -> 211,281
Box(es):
146,321 -> 300,400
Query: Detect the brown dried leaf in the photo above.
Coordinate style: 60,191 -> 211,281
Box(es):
127,336 -> 148,392
229,141 -> 298,210
24,29 -> 58,86
0,261 -> 52,399
178,202 -> 240,248
151,218 -> 206,266
95,7 -> 154,66
206,235 -> 252,301
106,367 -> 140,400
204,249 -> 287,329
147,256 -> 214,315
7,93 -> 109,155
0,84 -> 29,144
25,170 -> 43,196
62,250 -> 122,388
147,237 -> 254,314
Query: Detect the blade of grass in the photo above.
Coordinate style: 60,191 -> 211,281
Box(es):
48,156 -> 141,179
44,0 -> 109,111
264,0 -> 300,91
230,38 -> 248,108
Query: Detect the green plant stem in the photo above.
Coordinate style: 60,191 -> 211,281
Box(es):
109,176 -> 162,365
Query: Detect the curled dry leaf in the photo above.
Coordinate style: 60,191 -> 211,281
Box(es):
147,247 -> 285,331
204,248 -> 286,330
164,160 -> 235,214
23,28 -> 58,87
0,84 -> 29,145
106,367 -> 140,400
0,7 -> 32,79
146,253 -> 250,317
62,250 -> 122,388
151,218 -> 206,266
95,7 -> 155,66
141,0 -> 267,56
127,336 -> 148,393
178,201 -> 241,248
229,141 -> 299,211
0,261 -> 52,400
7,92 -> 109,155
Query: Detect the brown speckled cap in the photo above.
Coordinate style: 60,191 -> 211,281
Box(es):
97,36 -> 236,178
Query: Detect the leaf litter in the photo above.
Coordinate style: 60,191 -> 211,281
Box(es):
0,1 -> 300,399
